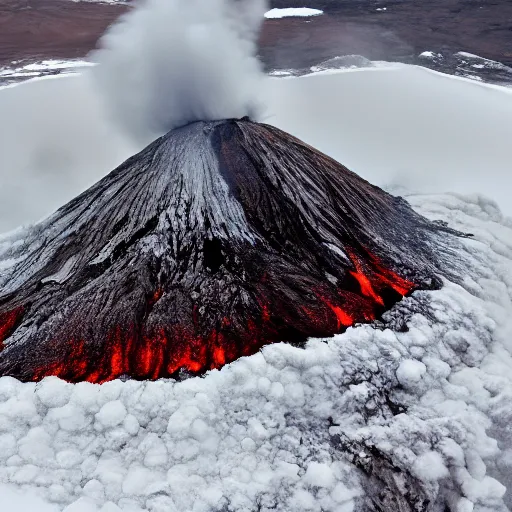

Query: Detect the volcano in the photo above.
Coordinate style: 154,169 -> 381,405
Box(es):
0,118 -> 457,383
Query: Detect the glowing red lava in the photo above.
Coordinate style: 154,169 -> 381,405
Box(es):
0,307 -> 24,349
31,321 -> 271,384
8,248 -> 416,384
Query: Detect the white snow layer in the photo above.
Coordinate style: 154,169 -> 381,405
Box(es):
1,192 -> 512,511
264,8 -> 323,19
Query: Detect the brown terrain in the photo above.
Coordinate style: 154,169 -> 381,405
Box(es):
264,0 -> 512,67
0,0 -> 511,80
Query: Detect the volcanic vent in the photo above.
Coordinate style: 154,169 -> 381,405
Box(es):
0,119 -> 454,383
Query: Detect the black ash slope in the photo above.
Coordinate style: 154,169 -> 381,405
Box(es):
0,118 -> 460,383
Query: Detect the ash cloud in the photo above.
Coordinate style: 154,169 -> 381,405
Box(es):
91,0 -> 268,143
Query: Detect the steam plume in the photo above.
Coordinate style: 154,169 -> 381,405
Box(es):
91,0 -> 268,142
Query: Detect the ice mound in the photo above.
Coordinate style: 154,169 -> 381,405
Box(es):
0,193 -> 511,511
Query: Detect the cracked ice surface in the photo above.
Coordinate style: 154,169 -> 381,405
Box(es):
0,192 -> 512,511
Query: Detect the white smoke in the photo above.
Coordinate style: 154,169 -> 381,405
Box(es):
91,0 -> 268,143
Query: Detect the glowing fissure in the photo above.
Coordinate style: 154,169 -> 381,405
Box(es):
326,302 -> 354,328
31,309 -> 271,384
0,307 -> 24,348
350,249 -> 415,300
23,247 -> 418,384
349,269 -> 385,306
310,248 -> 417,333
371,260 -> 415,296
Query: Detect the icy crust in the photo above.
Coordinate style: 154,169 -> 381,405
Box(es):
0,192 -> 512,511
264,8 -> 323,19
0,60 -> 95,88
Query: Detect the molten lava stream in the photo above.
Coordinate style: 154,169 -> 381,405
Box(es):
27,251 -> 415,385
0,307 -> 24,348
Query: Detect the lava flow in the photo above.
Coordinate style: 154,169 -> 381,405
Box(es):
0,118 -> 455,383
20,247 -> 415,384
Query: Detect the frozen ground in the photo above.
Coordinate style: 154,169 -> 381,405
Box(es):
0,191 -> 512,511
0,60 -> 94,87
416,51 -> 512,84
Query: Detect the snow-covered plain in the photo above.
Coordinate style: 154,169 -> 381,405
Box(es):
1,65 -> 512,511
265,65 -> 512,216
264,7 -> 323,18
0,483 -> 58,511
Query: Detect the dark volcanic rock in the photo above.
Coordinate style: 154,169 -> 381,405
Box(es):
332,435 -> 433,511
0,118 -> 458,383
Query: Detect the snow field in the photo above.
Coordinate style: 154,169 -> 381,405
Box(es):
0,483 -> 58,511
0,193 -> 512,511
0,60 -> 94,83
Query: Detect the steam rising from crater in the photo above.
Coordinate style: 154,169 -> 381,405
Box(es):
91,0 -> 268,142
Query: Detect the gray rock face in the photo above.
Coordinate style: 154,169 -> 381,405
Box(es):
0,118 -> 459,383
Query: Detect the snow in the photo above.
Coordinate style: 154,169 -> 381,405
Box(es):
0,483 -> 58,511
0,60 -> 94,83
0,71 -> 82,92
412,451 -> 450,481
1,64 -> 511,233
303,462 -> 336,488
396,359 -> 427,387
96,401 -> 128,428
457,52 -> 488,61
22,60 -> 94,72
268,70 -> 294,77
0,192 -> 512,510
455,51 -> 512,75
264,8 -> 323,19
